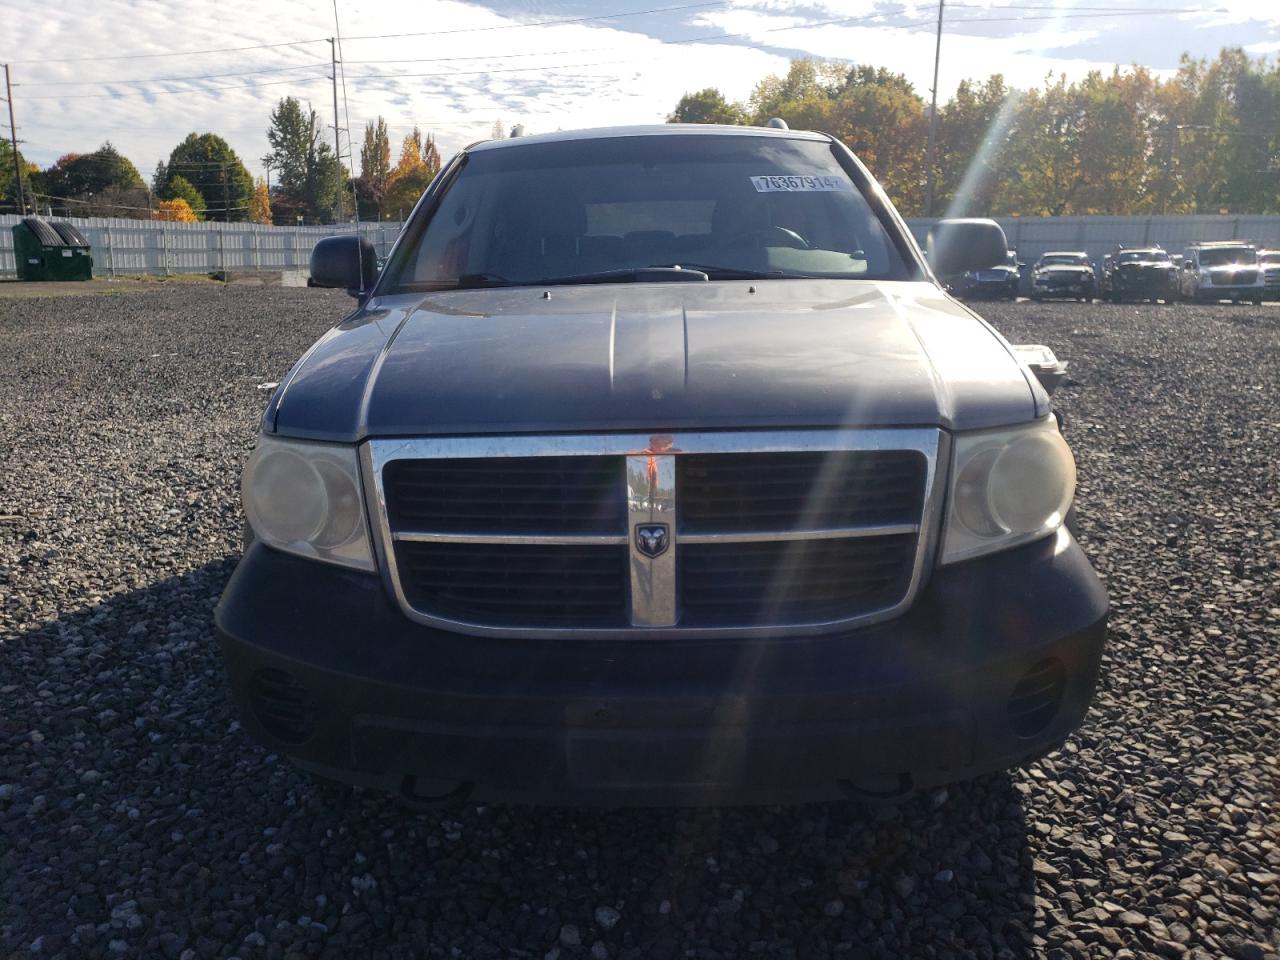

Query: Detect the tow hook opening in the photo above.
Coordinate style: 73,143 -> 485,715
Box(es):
399,775 -> 475,809
837,772 -> 915,803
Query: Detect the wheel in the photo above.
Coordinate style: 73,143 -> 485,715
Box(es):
1251,298 -> 1263,306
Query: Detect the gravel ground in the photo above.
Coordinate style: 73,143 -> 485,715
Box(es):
1,285 -> 1277,960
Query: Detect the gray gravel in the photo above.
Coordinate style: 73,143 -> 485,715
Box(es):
1,284 -> 1277,960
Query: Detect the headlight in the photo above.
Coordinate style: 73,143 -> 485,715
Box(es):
241,435 -> 375,571
939,417 -> 1076,565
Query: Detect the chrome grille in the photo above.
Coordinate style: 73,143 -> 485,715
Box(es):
1264,266 -> 1280,290
1210,268 -> 1258,285
365,430 -> 943,638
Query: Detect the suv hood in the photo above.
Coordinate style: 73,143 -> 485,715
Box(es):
269,280 -> 1043,441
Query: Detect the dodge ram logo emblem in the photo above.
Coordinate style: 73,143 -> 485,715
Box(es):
635,523 -> 670,558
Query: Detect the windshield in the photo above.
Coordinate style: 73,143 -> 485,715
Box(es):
1119,250 -> 1169,263
1038,255 -> 1089,267
1262,252 -> 1280,264
386,134 -> 912,291
1198,247 -> 1257,266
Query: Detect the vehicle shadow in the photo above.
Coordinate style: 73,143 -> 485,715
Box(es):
1,559 -> 1036,959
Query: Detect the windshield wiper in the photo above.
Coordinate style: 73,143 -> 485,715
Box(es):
538,266 -> 710,285
647,262 -> 781,280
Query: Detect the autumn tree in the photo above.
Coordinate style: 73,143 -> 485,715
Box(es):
384,127 -> 434,220
161,175 -> 207,219
248,177 -> 272,224
737,59 -> 927,212
673,49 -> 1280,217
154,198 -> 199,222
933,75 -> 1015,217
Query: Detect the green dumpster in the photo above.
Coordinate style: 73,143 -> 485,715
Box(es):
11,218 -> 93,281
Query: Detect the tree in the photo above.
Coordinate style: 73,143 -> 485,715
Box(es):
154,198 -> 199,222
265,97 -> 347,223
669,88 -> 746,125
934,76 -> 1015,216
384,127 -> 434,219
161,174 -> 206,219
158,133 -> 253,222
43,143 -> 144,214
355,117 -> 392,219
361,119 -> 391,183
0,139 -> 37,214
248,177 -> 272,224
669,48 -> 1280,217
423,132 -> 442,180
738,59 -> 927,212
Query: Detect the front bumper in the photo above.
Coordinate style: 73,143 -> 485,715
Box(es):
1032,278 -> 1095,299
1112,272 -> 1177,298
216,530 -> 1108,805
1195,282 -> 1266,300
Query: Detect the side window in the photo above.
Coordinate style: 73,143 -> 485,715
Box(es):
408,179 -> 484,282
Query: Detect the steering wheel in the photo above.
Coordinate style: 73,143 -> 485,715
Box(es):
724,225 -> 810,249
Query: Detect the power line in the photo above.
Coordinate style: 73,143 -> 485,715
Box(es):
5,38 -> 329,66
19,73 -> 331,101
1,0 -> 731,66
17,61 -> 333,87
340,1 -> 728,41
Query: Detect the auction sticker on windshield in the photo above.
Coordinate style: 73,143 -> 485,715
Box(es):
750,175 -> 849,192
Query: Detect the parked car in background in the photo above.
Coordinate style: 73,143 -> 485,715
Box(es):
951,249 -> 1022,300
1100,245 -> 1178,304
1178,241 -> 1265,304
1260,249 -> 1280,301
1030,252 -> 1096,302
216,126 -> 1107,807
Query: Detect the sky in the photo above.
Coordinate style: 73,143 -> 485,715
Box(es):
2,0 -> 1277,188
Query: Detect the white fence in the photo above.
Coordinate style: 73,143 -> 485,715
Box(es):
905,214 -> 1280,263
0,215 -> 406,279
3,212 -> 1278,280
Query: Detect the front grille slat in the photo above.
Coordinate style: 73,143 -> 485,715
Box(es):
380,439 -> 930,632
678,450 -> 926,533
678,536 -> 917,626
395,541 -> 629,626
385,456 -> 625,535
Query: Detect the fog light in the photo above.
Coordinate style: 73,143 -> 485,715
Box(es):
250,668 -> 317,744
1008,659 -> 1066,738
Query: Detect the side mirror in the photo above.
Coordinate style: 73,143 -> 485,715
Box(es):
309,235 -> 379,297
927,218 -> 1009,277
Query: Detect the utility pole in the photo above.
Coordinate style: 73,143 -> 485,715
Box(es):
923,0 -> 945,219
4,63 -> 27,216
328,38 -> 343,223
